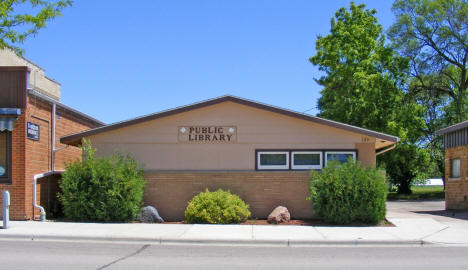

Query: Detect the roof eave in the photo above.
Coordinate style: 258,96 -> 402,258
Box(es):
28,89 -> 105,127
436,120 -> 468,135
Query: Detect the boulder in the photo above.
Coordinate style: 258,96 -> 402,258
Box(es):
267,206 -> 291,224
137,206 -> 164,223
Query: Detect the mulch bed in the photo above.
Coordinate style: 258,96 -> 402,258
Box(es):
163,219 -> 394,227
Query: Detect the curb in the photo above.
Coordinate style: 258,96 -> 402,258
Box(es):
0,234 -> 431,247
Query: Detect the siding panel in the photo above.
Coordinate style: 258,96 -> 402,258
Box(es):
0,67 -> 27,108
443,128 -> 468,149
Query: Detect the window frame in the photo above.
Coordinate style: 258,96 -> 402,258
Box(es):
324,151 -> 357,166
0,131 -> 12,184
256,149 -> 358,171
450,158 -> 461,179
256,151 -> 290,170
291,151 -> 323,170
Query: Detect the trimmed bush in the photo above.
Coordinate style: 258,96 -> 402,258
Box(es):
185,189 -> 251,224
308,159 -> 387,225
58,141 -> 146,222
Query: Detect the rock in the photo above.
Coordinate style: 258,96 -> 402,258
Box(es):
137,206 -> 164,223
267,206 -> 291,224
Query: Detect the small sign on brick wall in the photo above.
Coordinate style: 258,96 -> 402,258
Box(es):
27,122 -> 40,141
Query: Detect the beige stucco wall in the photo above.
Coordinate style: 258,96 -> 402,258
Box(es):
355,142 -> 376,167
0,49 -> 60,100
88,101 -> 377,170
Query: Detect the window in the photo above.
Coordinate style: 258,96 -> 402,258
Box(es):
325,151 -> 356,166
256,150 -> 357,171
257,151 -> 289,170
451,158 -> 461,178
0,131 -> 11,183
292,151 -> 322,170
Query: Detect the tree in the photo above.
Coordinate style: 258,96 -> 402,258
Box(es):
389,0 -> 468,123
0,0 -> 72,54
310,2 -> 429,194
412,86 -> 447,179
388,0 -> 468,181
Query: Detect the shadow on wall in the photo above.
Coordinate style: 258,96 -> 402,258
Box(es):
37,174 -> 63,219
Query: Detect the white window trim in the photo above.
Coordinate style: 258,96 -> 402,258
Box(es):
325,151 -> 356,166
291,151 -> 322,170
257,151 -> 289,170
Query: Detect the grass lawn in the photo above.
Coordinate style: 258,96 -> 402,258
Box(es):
387,186 -> 445,201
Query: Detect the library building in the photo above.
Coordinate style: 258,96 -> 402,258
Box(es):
61,95 -> 399,221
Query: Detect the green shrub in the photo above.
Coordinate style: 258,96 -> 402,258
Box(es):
58,141 -> 146,222
185,189 -> 251,224
308,159 -> 387,225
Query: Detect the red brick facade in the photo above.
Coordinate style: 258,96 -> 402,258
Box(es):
445,145 -> 468,210
0,95 -> 99,220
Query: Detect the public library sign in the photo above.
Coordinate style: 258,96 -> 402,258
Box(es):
178,126 -> 237,143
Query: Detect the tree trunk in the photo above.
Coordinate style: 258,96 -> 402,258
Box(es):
397,182 -> 412,194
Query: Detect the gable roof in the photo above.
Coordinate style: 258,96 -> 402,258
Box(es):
60,95 -> 400,146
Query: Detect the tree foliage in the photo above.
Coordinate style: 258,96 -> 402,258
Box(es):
0,0 -> 72,54
310,3 -> 424,141
389,0 -> 468,182
310,3 -> 429,193
389,0 -> 468,123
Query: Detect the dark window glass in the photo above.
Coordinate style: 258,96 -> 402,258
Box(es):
326,153 -> 354,163
260,153 -> 287,166
0,132 -> 9,180
294,153 -> 320,165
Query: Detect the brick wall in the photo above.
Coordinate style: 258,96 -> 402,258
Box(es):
0,95 -> 98,220
144,171 -> 314,221
445,145 -> 468,210
0,111 -> 27,219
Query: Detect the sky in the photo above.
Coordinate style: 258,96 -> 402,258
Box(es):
21,0 -> 395,124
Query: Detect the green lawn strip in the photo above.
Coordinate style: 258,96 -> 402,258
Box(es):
387,186 -> 445,201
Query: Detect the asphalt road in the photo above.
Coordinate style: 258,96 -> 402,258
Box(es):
0,240 -> 467,270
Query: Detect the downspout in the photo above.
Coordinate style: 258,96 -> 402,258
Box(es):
33,102 -> 68,221
51,103 -> 56,171
31,103 -> 55,222
33,173 -> 47,221
375,143 -> 397,156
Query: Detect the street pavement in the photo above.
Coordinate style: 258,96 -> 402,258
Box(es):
1,240 -> 468,270
0,200 -> 467,246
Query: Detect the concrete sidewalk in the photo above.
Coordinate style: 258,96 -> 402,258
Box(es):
2,201 -> 467,246
387,200 -> 468,245
0,217 -> 461,246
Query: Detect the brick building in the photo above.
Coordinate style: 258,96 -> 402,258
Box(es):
437,120 -> 468,210
1,53 -> 103,220
61,96 -> 399,221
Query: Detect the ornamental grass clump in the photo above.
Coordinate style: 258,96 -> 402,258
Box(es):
58,141 -> 146,222
185,189 -> 251,224
308,159 -> 387,225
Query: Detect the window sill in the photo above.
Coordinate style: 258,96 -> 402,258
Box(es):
448,177 -> 461,181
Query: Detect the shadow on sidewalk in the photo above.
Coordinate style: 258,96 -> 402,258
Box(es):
412,210 -> 468,221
